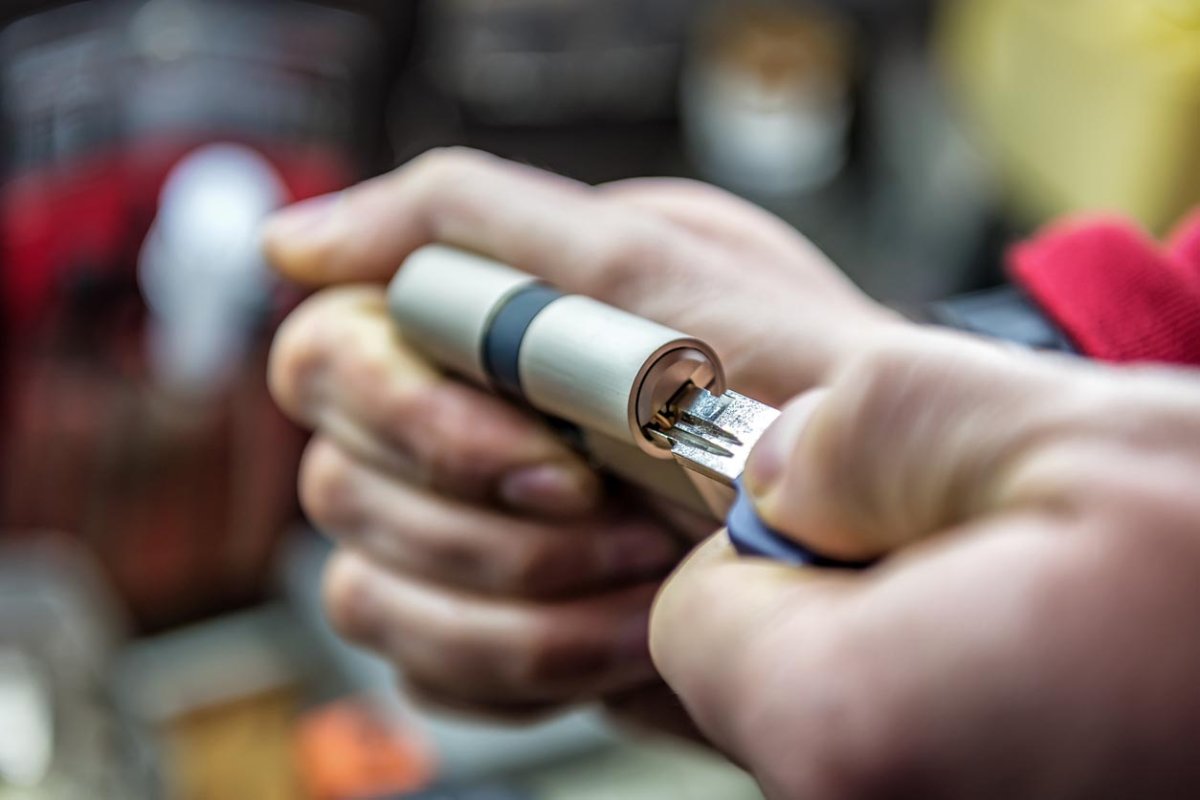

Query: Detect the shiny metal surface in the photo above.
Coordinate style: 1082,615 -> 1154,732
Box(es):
388,244 -> 753,516
648,387 -> 781,488
388,245 -> 535,384
518,295 -> 723,453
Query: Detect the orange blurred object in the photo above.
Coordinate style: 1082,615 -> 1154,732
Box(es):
296,698 -> 436,800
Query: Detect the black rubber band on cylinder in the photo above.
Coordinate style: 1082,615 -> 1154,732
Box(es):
481,283 -> 563,398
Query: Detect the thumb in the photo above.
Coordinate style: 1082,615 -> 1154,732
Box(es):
649,534 -> 858,763
743,334 -> 1071,561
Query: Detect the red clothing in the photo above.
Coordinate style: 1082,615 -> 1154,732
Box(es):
1010,211 -> 1200,366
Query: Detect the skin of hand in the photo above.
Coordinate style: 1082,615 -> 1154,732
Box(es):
651,333 -> 1200,799
263,148 -> 909,722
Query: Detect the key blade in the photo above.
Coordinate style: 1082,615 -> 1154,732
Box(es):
649,387 -> 781,487
678,410 -> 743,447
654,423 -> 735,458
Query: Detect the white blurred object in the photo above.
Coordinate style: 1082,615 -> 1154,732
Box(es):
0,649 -> 52,788
139,143 -> 287,396
683,3 -> 852,197
0,537 -> 149,797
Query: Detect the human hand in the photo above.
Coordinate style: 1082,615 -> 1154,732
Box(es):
652,335 -> 1200,798
265,148 -> 908,721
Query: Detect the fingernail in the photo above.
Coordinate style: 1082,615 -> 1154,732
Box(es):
262,191 -> 343,248
601,525 -> 682,578
744,390 -> 826,497
499,463 -> 596,516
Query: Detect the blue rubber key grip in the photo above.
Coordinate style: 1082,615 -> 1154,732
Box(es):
726,478 -> 875,568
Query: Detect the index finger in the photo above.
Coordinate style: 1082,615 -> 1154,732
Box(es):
261,148 -> 704,310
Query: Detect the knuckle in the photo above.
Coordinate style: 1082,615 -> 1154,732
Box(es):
296,220 -> 346,269
650,176 -> 724,196
374,384 -> 443,485
394,623 -> 483,693
405,146 -> 492,187
506,618 -> 608,689
347,333 -> 402,400
322,554 -> 383,648
827,346 -> 925,456
383,384 -> 495,496
401,675 -> 560,724
835,343 -> 929,417
402,147 -> 513,245
423,435 -> 492,499
633,177 -> 746,210
583,222 -> 679,301
816,340 -> 985,538
415,528 -> 491,586
298,439 -> 358,530
501,539 -> 579,597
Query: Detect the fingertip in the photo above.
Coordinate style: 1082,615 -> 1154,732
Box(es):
269,287 -> 378,423
261,191 -> 347,284
267,300 -> 324,423
745,389 -> 888,562
754,491 -> 884,562
744,390 -> 827,498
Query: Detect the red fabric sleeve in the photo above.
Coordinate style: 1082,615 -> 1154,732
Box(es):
1008,210 -> 1200,366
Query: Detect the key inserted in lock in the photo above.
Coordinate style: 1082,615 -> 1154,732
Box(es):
387,244 -> 770,512
388,244 -> 866,567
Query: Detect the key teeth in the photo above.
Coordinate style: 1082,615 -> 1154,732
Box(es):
677,412 -> 743,447
660,425 -> 735,458
646,427 -> 674,449
646,387 -> 745,456
645,387 -> 783,492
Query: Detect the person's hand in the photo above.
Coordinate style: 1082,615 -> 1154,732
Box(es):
652,334 -> 1200,799
264,148 -> 908,722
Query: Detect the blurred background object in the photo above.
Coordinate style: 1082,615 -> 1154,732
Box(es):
942,0 -> 1200,234
682,2 -> 854,197
2,0 -> 1197,797
0,537 -> 154,798
0,0 -> 378,631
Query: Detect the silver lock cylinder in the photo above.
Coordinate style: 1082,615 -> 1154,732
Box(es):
518,295 -> 721,451
388,244 -> 726,455
387,245 -> 537,385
